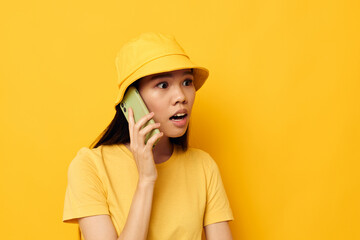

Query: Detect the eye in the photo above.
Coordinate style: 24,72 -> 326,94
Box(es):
183,79 -> 193,86
157,82 -> 168,89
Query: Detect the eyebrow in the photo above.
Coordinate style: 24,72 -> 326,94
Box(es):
149,70 -> 193,81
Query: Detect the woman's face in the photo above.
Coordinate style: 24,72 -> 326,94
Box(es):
137,69 -> 196,138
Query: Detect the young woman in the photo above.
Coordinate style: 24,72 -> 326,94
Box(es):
63,32 -> 234,240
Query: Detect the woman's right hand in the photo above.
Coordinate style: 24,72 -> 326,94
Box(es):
127,107 -> 163,183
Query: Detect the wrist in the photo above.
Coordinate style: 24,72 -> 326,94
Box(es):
138,178 -> 157,187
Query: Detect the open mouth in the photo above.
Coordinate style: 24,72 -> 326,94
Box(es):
169,113 -> 187,121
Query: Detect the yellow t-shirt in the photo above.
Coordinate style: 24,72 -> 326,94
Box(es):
63,144 -> 234,239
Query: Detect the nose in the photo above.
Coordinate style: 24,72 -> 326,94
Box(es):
172,85 -> 187,105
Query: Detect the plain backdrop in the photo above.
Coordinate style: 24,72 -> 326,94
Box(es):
1,0 -> 359,239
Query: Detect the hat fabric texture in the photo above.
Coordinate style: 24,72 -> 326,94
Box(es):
114,32 -> 209,106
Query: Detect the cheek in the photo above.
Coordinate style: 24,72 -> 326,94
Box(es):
140,90 -> 161,110
142,95 -> 166,119
187,91 -> 196,107
150,105 -> 166,119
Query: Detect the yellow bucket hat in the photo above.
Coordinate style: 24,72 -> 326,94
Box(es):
114,32 -> 209,106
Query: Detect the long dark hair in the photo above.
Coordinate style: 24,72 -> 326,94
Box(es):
89,82 -> 189,151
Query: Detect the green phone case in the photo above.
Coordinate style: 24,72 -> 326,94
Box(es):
120,86 -> 160,146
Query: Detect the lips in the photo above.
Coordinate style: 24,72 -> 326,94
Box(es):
169,109 -> 188,120
169,113 -> 187,120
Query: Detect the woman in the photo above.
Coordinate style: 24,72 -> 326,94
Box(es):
63,32 -> 234,240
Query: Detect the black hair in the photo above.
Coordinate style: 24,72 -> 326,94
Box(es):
89,81 -> 189,151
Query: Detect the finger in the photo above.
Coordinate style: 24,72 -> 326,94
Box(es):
134,112 -> 155,131
145,132 -> 164,150
128,107 -> 135,142
139,122 -> 160,137
128,107 -> 135,126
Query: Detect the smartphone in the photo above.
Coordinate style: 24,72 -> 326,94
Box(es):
120,86 -> 160,147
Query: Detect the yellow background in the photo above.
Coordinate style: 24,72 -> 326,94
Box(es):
1,0 -> 359,239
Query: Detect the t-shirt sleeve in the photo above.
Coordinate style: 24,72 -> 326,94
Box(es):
203,154 -> 234,226
63,147 -> 109,223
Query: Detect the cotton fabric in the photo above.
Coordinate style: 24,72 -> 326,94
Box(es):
63,144 -> 233,239
114,32 -> 209,106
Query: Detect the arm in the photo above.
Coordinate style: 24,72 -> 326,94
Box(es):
204,221 -> 233,240
78,180 -> 156,240
79,108 -> 162,240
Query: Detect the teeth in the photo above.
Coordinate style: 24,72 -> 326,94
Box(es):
170,113 -> 187,120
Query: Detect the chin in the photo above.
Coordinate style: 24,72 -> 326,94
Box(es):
165,128 -> 188,138
167,132 -> 186,138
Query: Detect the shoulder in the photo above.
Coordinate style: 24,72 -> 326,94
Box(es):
185,146 -> 211,158
182,146 -> 218,169
67,146 -> 104,175
70,146 -> 102,165
67,144 -> 128,173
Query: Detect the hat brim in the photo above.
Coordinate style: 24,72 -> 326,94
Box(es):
115,54 -> 209,106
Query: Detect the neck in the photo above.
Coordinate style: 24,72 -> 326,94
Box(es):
152,136 -> 173,164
